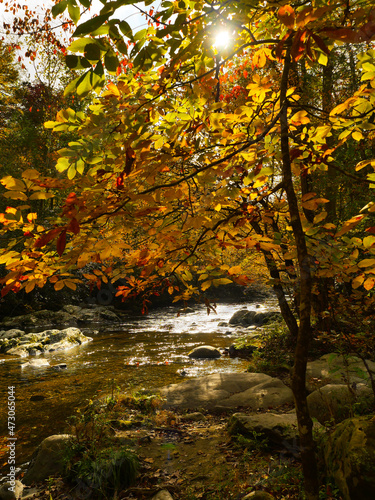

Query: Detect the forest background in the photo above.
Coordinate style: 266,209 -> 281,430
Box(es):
2,0 -> 375,498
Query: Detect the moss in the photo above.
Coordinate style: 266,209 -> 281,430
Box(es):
322,416 -> 375,500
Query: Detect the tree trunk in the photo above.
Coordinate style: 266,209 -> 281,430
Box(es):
280,41 -> 320,500
251,220 -> 299,337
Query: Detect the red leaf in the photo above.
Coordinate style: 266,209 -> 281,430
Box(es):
322,28 -> 357,43
68,217 -> 80,234
125,147 -> 135,176
56,230 -> 67,256
291,29 -> 307,61
35,227 -> 64,248
311,33 -> 330,55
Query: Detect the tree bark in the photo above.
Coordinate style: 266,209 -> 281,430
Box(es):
279,41 -> 320,500
251,220 -> 299,337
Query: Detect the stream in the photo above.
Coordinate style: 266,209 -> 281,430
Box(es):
0,300 -> 277,473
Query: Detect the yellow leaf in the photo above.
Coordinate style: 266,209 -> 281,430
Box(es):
228,265 -> 242,274
3,191 -> 28,201
363,235 -> 375,248
358,258 -> 375,268
198,273 -> 209,281
201,280 -> 212,291
352,131 -> 363,141
22,169 -> 40,180
214,203 -> 222,211
302,198 -> 329,210
68,164 -> 76,180
352,274 -> 365,289
29,192 -> 54,200
0,176 -> 26,190
336,215 -> 365,237
210,113 -> 226,130
291,110 -> 309,125
313,211 -> 327,224
355,159 -> 375,171
212,278 -> 232,286
260,242 -> 278,251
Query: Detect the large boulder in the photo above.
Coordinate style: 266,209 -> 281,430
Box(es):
188,345 -> 221,359
159,372 -> 294,410
227,412 -> 299,450
1,305 -> 122,330
306,353 -> 375,392
22,434 -> 72,485
229,309 -> 281,327
0,328 -> 92,357
1,309 -> 73,329
307,384 -> 374,425
321,416 -> 375,500
229,309 -> 257,326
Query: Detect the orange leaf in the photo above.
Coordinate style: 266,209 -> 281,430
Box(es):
336,215 -> 365,237
278,5 -> 295,29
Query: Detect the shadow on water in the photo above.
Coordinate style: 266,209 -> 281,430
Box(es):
0,300 -> 277,471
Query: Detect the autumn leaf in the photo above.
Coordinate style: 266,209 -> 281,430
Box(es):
278,5 -> 295,29
336,215 -> 365,237
56,230 -> 67,256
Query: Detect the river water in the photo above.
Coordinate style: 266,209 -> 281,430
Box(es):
0,300 -> 277,472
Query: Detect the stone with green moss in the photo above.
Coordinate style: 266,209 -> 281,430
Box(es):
321,415 -> 375,500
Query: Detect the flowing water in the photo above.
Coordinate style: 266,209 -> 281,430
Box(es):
0,300 -> 277,472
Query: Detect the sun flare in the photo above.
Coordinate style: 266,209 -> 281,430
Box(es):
214,30 -> 231,49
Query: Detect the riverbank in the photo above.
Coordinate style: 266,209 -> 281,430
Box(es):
10,402 -> 304,500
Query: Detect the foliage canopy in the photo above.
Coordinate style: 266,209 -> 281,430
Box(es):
2,1 -> 375,497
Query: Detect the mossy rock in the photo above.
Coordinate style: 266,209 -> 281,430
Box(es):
321,415 -> 375,500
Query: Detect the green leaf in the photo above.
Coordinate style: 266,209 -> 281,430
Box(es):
66,55 -> 91,69
64,75 -> 82,96
119,20 -> 133,39
68,37 -> 93,52
84,43 -> 101,62
52,0 -> 68,17
68,0 -> 80,25
68,164 -> 77,180
73,13 -> 110,37
76,70 -> 94,96
104,51 -> 119,74
134,28 -> 147,42
116,39 -> 128,55
79,0 -> 91,7
56,157 -> 71,173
